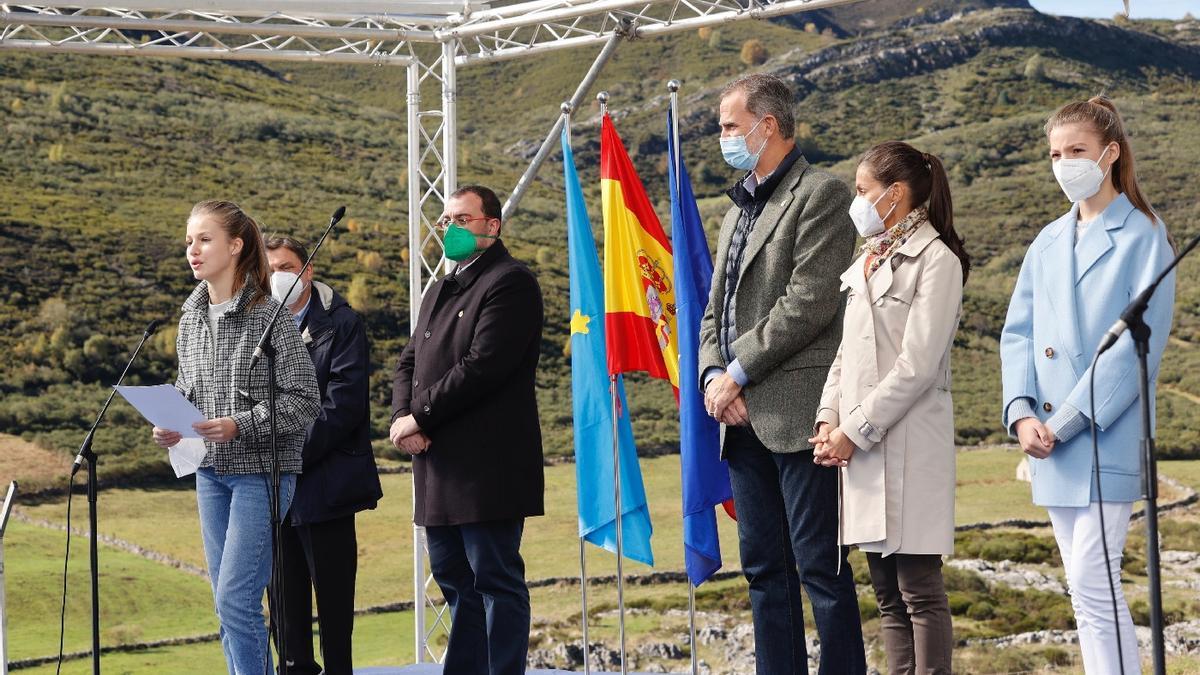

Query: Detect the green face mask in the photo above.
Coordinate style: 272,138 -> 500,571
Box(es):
442,223 -> 498,262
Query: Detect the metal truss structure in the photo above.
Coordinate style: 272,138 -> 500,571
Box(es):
1,0 -> 861,665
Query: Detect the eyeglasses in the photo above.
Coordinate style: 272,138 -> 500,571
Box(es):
434,214 -> 492,230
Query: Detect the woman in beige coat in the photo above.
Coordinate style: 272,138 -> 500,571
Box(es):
811,141 -> 970,675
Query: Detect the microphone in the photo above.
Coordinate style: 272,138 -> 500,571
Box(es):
143,318 -> 162,338
1096,228 -> 1200,356
72,319 -> 162,476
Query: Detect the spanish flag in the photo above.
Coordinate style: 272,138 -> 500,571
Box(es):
601,113 -> 680,390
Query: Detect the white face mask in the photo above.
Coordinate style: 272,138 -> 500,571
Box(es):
1053,145 -> 1113,203
270,271 -> 306,308
848,185 -> 897,238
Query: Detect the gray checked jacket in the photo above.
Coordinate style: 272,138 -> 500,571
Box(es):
699,155 -> 856,454
175,280 -> 321,475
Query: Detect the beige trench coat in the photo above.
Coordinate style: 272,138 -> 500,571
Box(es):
815,221 -> 963,556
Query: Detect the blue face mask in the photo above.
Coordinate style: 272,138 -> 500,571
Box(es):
720,117 -> 768,171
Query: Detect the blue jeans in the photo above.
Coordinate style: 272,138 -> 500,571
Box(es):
197,468 -> 296,675
424,519 -> 529,675
725,427 -> 866,675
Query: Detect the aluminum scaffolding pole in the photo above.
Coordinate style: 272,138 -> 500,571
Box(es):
0,482 -> 17,675
501,21 -> 626,221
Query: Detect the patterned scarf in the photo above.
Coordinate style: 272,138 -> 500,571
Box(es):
862,207 -> 927,276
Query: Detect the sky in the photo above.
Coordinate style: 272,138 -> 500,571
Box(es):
1029,0 -> 1198,19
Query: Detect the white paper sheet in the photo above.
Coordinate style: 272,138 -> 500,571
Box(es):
168,438 -> 208,478
115,384 -> 210,478
115,384 -> 206,437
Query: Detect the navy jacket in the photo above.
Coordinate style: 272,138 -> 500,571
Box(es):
288,281 -> 383,526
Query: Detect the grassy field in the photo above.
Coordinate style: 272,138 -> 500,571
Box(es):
2,520 -> 216,664
7,448 -> 1200,671
12,447 -> 1045,608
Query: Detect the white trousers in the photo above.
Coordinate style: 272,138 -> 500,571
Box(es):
1047,501 -> 1140,675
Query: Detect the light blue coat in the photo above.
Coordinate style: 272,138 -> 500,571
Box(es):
1000,193 -> 1175,507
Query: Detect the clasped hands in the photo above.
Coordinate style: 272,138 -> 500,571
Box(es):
703,373 -> 749,427
1015,417 -> 1056,459
809,422 -> 855,467
390,414 -> 432,455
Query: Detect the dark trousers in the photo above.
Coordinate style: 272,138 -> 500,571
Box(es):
425,518 -> 529,675
725,426 -> 866,675
270,515 -> 358,675
866,553 -> 953,675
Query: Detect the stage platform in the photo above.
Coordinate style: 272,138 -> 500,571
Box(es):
355,662 -> 676,667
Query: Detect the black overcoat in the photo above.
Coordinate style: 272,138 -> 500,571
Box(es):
392,242 -> 545,526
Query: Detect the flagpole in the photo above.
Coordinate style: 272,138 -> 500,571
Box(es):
564,100 -> 594,675
598,88 -> 629,675
667,77 -> 701,675
610,373 -> 628,675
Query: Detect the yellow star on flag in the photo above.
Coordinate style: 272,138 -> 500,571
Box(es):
570,308 -> 591,336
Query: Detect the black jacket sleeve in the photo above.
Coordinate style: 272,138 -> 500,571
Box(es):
305,309 -> 371,469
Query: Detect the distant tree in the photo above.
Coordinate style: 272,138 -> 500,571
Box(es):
83,334 -> 116,362
804,22 -> 818,33
708,28 -> 723,49
346,274 -> 373,312
1023,54 -> 1047,82
10,99 -> 22,112
37,297 -> 70,331
357,249 -> 383,271
47,143 -> 65,163
740,39 -> 769,66
697,26 -> 713,40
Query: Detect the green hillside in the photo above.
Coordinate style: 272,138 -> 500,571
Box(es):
2,5 -> 1200,483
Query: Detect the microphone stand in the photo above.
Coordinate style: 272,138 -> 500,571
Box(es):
1097,228 -> 1200,675
70,319 -> 161,675
242,206 -> 344,675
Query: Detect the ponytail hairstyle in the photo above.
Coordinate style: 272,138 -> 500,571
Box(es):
190,199 -> 270,306
1044,95 -> 1157,223
860,140 -> 971,284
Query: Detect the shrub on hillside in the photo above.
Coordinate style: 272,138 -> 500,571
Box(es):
1024,54 -> 1047,81
739,39 -> 768,66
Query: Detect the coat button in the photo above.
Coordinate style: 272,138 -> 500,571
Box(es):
424,330 -> 431,338
457,310 -> 464,318
1043,402 -> 1053,413
413,379 -> 418,387
423,405 -> 431,413
1045,347 -> 1055,358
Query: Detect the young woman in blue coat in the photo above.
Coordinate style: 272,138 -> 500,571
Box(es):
1000,96 -> 1175,673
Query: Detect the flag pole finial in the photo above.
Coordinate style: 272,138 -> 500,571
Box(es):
667,79 -> 680,93
597,90 -> 609,104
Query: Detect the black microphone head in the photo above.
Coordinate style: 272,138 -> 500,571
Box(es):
145,318 -> 163,336
331,206 -> 346,225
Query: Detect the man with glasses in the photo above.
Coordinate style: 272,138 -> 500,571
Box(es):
390,185 -> 545,675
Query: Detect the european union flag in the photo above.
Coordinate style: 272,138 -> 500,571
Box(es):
564,126 -> 653,566
668,110 -> 733,586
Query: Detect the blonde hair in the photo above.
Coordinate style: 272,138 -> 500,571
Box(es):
190,200 -> 270,306
1044,95 -> 1156,223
